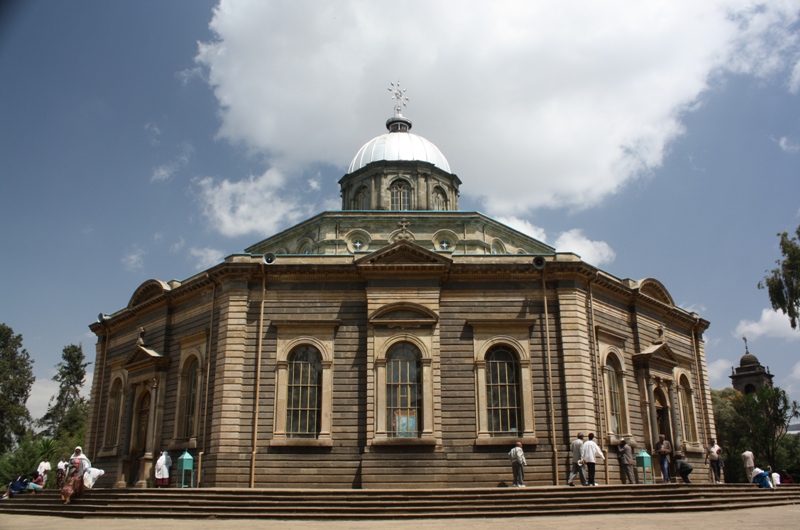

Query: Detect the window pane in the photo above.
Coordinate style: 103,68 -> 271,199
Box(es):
386,342 -> 421,437
485,346 -> 521,436
286,345 -> 322,438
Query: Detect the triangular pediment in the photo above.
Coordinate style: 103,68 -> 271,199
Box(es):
634,342 -> 678,369
355,240 -> 452,267
123,345 -> 167,371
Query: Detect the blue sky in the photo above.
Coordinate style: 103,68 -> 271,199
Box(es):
2,0 -> 800,422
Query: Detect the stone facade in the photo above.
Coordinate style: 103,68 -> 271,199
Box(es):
86,110 -> 713,489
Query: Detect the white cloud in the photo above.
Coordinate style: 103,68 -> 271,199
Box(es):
195,167 -> 308,237
554,229 -> 616,266
496,216 -> 548,242
189,247 -> 226,270
734,308 -> 800,341
151,142 -> 193,182
194,0 -> 800,225
707,358 -> 734,385
778,136 -> 800,153
121,244 -> 146,271
680,303 -> 708,314
307,177 -> 321,191
144,121 -> 162,146
176,67 -> 204,86
26,377 -> 58,422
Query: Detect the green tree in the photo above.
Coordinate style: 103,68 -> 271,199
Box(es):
712,388 -> 748,483
732,385 -> 799,470
0,323 -> 35,453
39,344 -> 90,438
759,225 -> 800,329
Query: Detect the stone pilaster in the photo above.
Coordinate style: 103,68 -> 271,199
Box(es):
208,283 -> 251,486
557,286 -> 597,436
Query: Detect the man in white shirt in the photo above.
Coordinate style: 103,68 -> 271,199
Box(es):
581,433 -> 604,486
741,449 -> 754,483
705,439 -> 722,483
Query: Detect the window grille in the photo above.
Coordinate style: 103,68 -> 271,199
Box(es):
386,342 -> 421,437
485,346 -> 521,435
286,345 -> 323,438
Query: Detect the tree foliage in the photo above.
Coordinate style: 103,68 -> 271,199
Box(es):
39,344 -> 90,438
713,386 -> 800,482
759,225 -> 800,329
732,385 -> 799,470
0,324 -> 35,453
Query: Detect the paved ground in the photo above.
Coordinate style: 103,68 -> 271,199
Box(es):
1,505 -> 798,530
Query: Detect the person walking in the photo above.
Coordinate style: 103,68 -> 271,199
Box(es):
618,438 -> 637,484
655,434 -> 672,483
741,449 -> 754,483
705,438 -> 722,483
56,458 -> 67,489
567,433 -> 587,486
508,441 -> 527,487
67,446 -> 91,501
581,433 -> 604,486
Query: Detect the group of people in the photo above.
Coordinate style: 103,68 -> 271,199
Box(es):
2,446 -> 103,505
565,432 -> 613,486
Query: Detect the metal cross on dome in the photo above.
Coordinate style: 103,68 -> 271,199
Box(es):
389,80 -> 409,114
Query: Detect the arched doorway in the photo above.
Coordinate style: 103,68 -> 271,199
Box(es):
129,391 -> 150,485
653,388 -> 671,441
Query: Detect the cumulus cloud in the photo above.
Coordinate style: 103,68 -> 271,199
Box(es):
189,247 -> 226,270
195,168 -> 308,237
151,142 -> 193,182
734,308 -> 800,341
193,0 -> 800,229
707,358 -> 734,384
554,229 -> 616,266
496,216 -> 548,242
121,244 -> 146,271
495,217 -> 614,265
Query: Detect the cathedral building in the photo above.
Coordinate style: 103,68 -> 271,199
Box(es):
86,98 -> 714,489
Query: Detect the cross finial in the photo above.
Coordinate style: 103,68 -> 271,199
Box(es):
388,80 -> 409,115
742,336 -> 749,353
398,218 -> 410,231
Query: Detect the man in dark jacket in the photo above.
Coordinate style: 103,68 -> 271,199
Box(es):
2,472 -> 29,499
675,456 -> 694,484
618,439 -> 637,484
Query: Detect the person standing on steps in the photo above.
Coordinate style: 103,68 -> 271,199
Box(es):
508,441 -> 527,487
705,438 -> 722,483
581,433 -> 604,486
655,434 -> 672,483
567,432 -> 587,486
741,449 -> 754,484
618,438 -> 636,484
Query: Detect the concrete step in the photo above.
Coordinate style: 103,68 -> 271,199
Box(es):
2,484 -> 798,519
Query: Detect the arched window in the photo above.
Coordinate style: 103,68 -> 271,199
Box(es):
386,342 -> 421,437
491,240 -> 506,255
605,356 -> 624,436
485,345 -> 521,436
286,345 -> 323,438
104,379 -> 122,447
678,375 -> 697,443
353,186 -> 368,210
180,359 -> 199,438
432,188 -> 447,211
390,180 -> 411,211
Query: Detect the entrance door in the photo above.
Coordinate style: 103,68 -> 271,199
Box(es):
653,389 -> 671,440
130,391 -> 150,485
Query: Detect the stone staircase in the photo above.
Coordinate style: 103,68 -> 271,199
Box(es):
1,484 -> 798,519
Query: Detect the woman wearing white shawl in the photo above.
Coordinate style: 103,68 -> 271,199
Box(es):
155,451 -> 172,488
67,446 -> 91,499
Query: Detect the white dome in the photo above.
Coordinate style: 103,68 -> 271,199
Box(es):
348,131 -> 451,174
